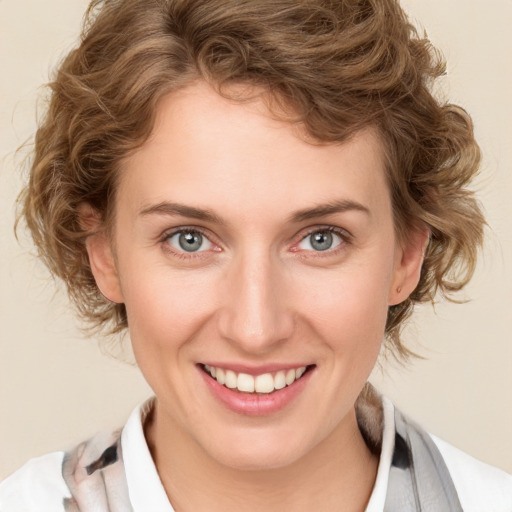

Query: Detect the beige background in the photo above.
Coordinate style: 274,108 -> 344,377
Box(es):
1,0 -> 511,479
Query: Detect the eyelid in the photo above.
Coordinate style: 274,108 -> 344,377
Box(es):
158,224 -> 351,259
291,225 -> 352,254
160,226 -> 221,256
167,231 -> 212,252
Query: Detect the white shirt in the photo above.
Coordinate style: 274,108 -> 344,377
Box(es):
1,397 -> 511,511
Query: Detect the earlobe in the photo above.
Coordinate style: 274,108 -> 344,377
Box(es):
79,203 -> 124,304
86,233 -> 124,304
389,227 -> 429,306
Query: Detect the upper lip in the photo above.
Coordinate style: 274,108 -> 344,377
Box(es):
199,362 -> 314,375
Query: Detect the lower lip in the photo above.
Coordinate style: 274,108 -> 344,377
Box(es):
198,366 -> 314,416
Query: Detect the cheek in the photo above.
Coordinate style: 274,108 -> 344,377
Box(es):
298,262 -> 393,342
121,268 -> 219,358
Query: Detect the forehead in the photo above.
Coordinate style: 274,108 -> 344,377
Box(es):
116,81 -> 391,227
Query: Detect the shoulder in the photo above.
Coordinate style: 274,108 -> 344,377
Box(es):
430,434 -> 512,512
0,451 -> 70,512
0,400 -> 152,512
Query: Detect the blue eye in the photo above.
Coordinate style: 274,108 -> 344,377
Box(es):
166,230 -> 212,253
298,229 -> 343,252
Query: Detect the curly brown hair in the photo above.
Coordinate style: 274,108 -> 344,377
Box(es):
19,0 -> 485,360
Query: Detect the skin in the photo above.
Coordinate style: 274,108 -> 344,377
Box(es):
86,81 -> 427,511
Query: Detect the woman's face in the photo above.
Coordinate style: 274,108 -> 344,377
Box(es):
89,81 -> 424,470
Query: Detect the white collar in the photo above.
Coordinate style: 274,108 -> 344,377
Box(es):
122,398 -> 174,512
365,396 -> 395,512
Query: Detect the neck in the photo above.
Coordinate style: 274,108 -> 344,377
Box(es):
145,401 -> 379,512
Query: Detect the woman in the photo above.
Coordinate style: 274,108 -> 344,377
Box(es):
1,0 -> 510,510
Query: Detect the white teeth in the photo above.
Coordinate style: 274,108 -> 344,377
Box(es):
204,364 -> 310,394
255,373 -> 274,393
295,366 -> 306,379
274,370 -> 286,390
225,370 -> 237,389
216,368 -> 225,385
237,373 -> 255,393
205,364 -> 216,377
285,368 -> 296,385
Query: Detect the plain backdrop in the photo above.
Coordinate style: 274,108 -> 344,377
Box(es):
1,0 -> 511,479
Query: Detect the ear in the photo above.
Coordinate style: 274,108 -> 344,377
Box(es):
80,204 -> 124,304
388,226 -> 429,306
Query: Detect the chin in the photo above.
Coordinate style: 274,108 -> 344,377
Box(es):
200,429 -> 310,471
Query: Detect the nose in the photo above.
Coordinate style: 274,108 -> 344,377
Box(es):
217,249 -> 295,355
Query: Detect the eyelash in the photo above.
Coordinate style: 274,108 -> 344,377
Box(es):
160,226 -> 218,260
160,225 -> 351,260
294,226 -> 351,258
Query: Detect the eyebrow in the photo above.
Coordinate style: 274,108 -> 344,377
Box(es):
138,198 -> 370,224
288,199 -> 371,223
139,202 -> 225,224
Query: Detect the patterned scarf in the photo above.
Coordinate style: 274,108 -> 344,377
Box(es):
62,386 -> 463,511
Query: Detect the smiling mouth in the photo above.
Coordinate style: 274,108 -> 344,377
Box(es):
200,364 -> 315,394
